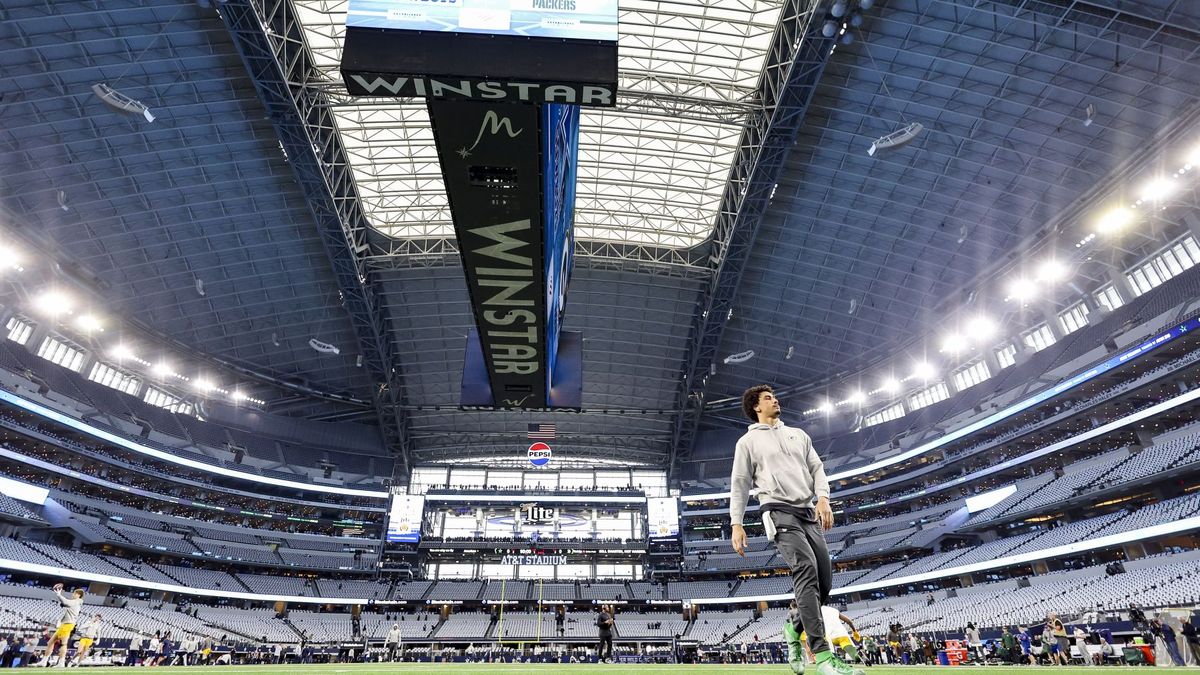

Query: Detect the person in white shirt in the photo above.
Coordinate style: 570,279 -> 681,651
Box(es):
147,632 -> 162,667
73,615 -> 102,667
386,624 -> 403,662
44,584 -> 84,667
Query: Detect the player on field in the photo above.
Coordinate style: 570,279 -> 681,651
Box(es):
793,606 -> 863,666
72,614 -> 102,667
44,584 -> 84,667
730,385 -> 863,675
385,623 -> 403,662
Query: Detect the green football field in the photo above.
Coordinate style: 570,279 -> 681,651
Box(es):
67,666 -> 1150,674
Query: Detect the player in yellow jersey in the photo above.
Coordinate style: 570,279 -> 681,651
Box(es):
44,584 -> 84,667
797,606 -> 863,668
72,614 -> 102,667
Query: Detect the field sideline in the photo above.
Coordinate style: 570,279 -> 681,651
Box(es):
65,662 -> 1152,667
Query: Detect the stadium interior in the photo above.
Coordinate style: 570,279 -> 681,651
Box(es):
2,0 -> 1200,669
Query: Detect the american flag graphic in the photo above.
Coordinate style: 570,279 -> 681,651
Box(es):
527,423 -> 556,440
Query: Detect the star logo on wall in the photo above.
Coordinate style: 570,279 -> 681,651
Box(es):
456,147 -> 471,159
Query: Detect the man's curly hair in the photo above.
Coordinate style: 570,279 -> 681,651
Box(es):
742,384 -> 773,421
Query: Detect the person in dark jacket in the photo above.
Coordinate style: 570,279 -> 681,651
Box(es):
596,605 -> 614,663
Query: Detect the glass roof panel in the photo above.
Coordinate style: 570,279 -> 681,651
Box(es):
292,0 -> 783,247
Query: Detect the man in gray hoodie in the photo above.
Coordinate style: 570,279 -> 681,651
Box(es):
730,384 -> 860,675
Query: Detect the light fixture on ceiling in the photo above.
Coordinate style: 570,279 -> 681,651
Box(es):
152,361 -> 173,377
723,350 -> 755,365
846,390 -> 865,406
34,290 -> 72,316
911,361 -> 936,381
75,314 -> 103,333
309,338 -> 340,355
1138,177 -> 1178,203
91,83 -> 155,122
880,377 -> 900,393
940,333 -> 967,353
868,122 -> 923,156
1095,207 -> 1133,234
111,344 -> 135,361
0,246 -> 22,271
1035,259 -> 1069,283
964,316 -> 996,341
1007,277 -> 1038,302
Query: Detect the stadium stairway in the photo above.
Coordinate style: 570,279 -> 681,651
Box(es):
280,616 -> 309,643
685,613 -> 752,645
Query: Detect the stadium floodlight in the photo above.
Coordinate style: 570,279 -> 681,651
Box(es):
74,314 -> 103,333
940,333 -> 967,353
111,344 -> 135,362
846,390 -> 865,406
1007,277 -> 1037,302
818,400 -> 834,414
152,361 -> 172,377
193,378 -> 214,393
880,377 -> 901,393
0,245 -> 22,271
1095,207 -> 1133,234
230,390 -> 247,402
1035,259 -> 1069,283
34,290 -> 73,316
1187,142 -> 1200,168
964,316 -> 996,341
911,361 -> 936,381
1138,177 -> 1178,203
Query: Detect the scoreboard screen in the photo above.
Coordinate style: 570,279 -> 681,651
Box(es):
346,0 -> 619,42
386,495 -> 426,543
647,496 -> 680,538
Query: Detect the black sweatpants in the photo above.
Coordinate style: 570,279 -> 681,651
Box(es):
598,634 -> 613,660
771,511 -> 833,655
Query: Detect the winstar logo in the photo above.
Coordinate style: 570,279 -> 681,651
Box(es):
344,74 -> 614,105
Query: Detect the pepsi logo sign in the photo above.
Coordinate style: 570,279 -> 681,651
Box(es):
528,442 -> 552,467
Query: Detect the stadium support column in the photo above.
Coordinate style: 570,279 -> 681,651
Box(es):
979,349 -> 1003,383
1134,427 -> 1155,450
1038,302 -> 1065,341
1010,338 -> 1032,368
1185,212 -> 1200,242
1123,543 -> 1147,560
1105,267 -> 1138,305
